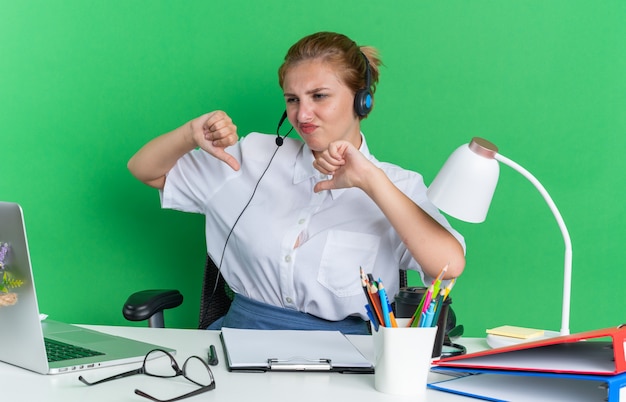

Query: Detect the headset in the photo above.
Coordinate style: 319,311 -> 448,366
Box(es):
353,52 -> 373,118
275,51 -> 373,147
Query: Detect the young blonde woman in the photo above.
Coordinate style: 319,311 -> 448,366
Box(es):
128,31 -> 465,334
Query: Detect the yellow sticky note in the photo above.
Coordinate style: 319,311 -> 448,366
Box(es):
486,325 -> 545,339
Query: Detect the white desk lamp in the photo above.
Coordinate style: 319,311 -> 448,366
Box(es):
427,137 -> 572,343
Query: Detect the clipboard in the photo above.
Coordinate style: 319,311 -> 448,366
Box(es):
219,327 -> 374,373
429,367 -> 626,402
434,325 -> 626,375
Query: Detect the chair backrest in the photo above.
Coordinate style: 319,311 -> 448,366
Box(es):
198,255 -> 233,329
197,254 -> 409,329
399,269 -> 407,290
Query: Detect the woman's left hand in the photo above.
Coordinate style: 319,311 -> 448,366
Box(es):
315,142 -> 466,279
313,141 -> 377,193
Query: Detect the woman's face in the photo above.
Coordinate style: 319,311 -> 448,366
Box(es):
282,59 -> 361,156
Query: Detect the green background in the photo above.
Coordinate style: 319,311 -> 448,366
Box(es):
2,1 -> 624,337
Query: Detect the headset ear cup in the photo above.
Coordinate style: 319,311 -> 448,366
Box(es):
355,51 -> 373,117
354,88 -> 373,117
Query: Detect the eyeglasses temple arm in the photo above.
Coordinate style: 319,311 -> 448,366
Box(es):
78,367 -> 144,386
134,383 -> 215,402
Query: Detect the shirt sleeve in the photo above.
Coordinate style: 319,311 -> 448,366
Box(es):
160,143 -> 243,214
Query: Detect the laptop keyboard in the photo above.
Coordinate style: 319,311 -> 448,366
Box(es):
44,338 -> 105,362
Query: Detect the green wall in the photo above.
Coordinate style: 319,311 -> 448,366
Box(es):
2,1 -> 624,337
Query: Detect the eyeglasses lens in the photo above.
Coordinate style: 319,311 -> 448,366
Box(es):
144,350 -> 180,378
183,356 -> 214,387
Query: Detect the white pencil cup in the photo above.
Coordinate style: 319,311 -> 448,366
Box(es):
372,319 -> 437,396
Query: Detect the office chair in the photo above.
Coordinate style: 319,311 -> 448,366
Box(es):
123,254 -> 232,328
122,255 -> 409,329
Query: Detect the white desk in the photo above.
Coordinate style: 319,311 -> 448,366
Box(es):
0,325 -> 488,401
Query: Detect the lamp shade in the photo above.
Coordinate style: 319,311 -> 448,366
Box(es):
427,138 -> 500,223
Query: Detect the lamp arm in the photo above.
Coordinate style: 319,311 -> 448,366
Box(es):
494,153 -> 572,336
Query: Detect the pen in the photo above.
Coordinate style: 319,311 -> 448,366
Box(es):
422,301 -> 436,327
418,310 -> 426,327
208,344 -> 219,366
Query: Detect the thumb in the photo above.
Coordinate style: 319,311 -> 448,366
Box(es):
213,148 -> 241,171
314,179 -> 333,193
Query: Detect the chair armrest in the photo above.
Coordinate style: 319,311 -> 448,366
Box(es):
122,289 -> 183,324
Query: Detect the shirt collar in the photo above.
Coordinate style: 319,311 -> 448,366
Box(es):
294,133 -> 372,199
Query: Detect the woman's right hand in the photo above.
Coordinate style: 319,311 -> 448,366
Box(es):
190,110 -> 240,171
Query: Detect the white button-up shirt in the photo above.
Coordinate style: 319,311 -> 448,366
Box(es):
161,132 -> 464,321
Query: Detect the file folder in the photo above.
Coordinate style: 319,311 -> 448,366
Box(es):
429,367 -> 626,402
219,327 -> 374,373
435,325 -> 626,375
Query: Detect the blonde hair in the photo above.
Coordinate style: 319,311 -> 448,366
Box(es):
278,32 -> 382,112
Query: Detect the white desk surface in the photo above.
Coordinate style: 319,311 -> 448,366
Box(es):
0,324 -> 488,401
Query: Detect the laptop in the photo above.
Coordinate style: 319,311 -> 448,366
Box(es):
0,201 -> 175,374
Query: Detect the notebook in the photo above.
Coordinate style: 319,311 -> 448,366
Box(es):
0,201 -> 175,374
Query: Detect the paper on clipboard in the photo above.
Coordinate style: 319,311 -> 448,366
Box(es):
220,327 -> 374,373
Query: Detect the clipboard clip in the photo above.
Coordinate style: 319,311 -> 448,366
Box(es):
268,358 -> 332,371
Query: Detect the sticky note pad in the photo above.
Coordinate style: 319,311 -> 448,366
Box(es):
486,325 -> 545,339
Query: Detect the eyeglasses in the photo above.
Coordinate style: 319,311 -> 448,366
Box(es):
78,349 -> 216,402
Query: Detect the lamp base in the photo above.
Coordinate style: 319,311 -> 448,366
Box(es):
486,330 -> 561,349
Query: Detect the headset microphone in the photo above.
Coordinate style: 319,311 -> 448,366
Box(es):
275,110 -> 292,146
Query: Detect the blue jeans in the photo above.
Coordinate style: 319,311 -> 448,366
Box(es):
207,293 -> 369,335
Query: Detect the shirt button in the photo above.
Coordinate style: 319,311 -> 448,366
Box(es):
284,255 -> 291,263
298,219 -> 305,225
285,297 -> 293,304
